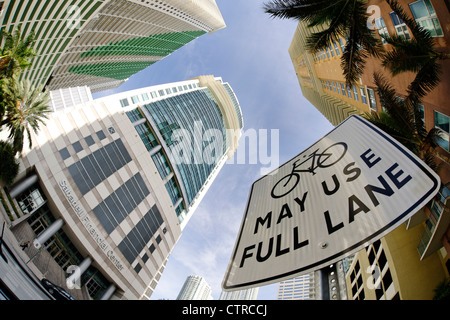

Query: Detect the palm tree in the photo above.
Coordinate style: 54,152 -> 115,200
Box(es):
1,79 -> 51,153
0,27 -> 36,79
381,0 -> 449,108
364,72 -> 442,172
263,0 -> 384,86
0,140 -> 20,186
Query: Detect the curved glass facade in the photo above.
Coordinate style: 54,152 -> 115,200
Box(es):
142,88 -> 227,205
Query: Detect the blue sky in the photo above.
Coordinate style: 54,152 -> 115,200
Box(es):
94,0 -> 333,300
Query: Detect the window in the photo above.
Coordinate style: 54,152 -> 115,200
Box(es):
126,109 -> 143,123
16,184 -> 46,214
141,93 -> 149,101
367,88 -> 377,110
360,87 -> 368,104
375,17 -> 390,44
418,104 -> 425,127
390,12 -> 411,40
347,85 -> 353,98
329,45 -> 335,57
131,95 -> 140,104
135,123 -> 158,151
119,98 -> 129,107
117,205 -> 163,264
352,85 -> 359,101
339,38 -> 346,53
59,147 -> 70,160
409,0 -> 443,37
340,83 -> 346,96
333,41 -> 340,55
434,111 -> 450,151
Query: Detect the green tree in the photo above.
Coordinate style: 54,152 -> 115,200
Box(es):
1,79 -> 51,153
364,72 -> 442,172
433,278 -> 450,300
381,0 -> 449,108
263,0 -> 384,86
0,27 -> 36,79
0,140 -> 20,186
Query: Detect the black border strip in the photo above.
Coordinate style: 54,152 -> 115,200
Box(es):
223,115 -> 440,290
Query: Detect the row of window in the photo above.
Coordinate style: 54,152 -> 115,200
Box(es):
67,139 -> 132,195
126,107 -> 187,220
349,241 -> 396,300
117,204 -> 164,265
314,1 -> 443,64
320,79 -> 377,109
119,82 -> 199,108
143,89 -> 227,205
375,0 -> 443,43
313,37 -> 346,62
92,173 -> 150,234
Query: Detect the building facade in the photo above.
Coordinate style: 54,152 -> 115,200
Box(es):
176,275 -> 212,300
288,21 -> 365,126
3,75 -> 243,299
288,0 -> 450,299
0,0 -> 225,92
277,274 -> 315,300
219,287 -> 259,300
345,225 -> 448,300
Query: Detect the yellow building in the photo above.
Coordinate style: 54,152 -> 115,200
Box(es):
289,0 -> 450,299
288,21 -> 372,126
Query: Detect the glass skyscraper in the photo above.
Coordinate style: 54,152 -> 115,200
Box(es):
176,275 -> 212,300
0,0 -> 226,92
95,75 -> 243,227
5,75 -> 243,299
277,274 -> 315,300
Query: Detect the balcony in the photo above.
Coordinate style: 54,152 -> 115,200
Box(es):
417,184 -> 450,260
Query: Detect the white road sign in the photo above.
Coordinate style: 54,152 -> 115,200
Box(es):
222,115 -> 440,291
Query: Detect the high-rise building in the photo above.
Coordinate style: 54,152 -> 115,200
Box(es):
4,75 -> 243,299
0,0 -> 225,92
345,226 -> 448,300
288,0 -> 450,299
177,275 -> 212,300
288,21 -> 365,126
219,287 -> 259,300
277,274 -> 315,300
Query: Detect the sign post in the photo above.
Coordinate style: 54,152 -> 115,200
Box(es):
222,115 -> 440,291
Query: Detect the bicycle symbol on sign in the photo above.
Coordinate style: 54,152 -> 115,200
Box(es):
271,142 -> 348,198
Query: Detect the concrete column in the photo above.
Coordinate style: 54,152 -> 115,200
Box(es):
66,257 -> 92,288
99,284 -> 116,300
33,218 -> 64,249
174,197 -> 183,208
163,172 -> 174,184
133,118 -> 146,127
148,145 -> 162,157
9,174 -> 39,198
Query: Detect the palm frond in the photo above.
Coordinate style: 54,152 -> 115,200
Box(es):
263,0 -> 340,22
405,58 -> 442,106
2,79 -> 51,152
